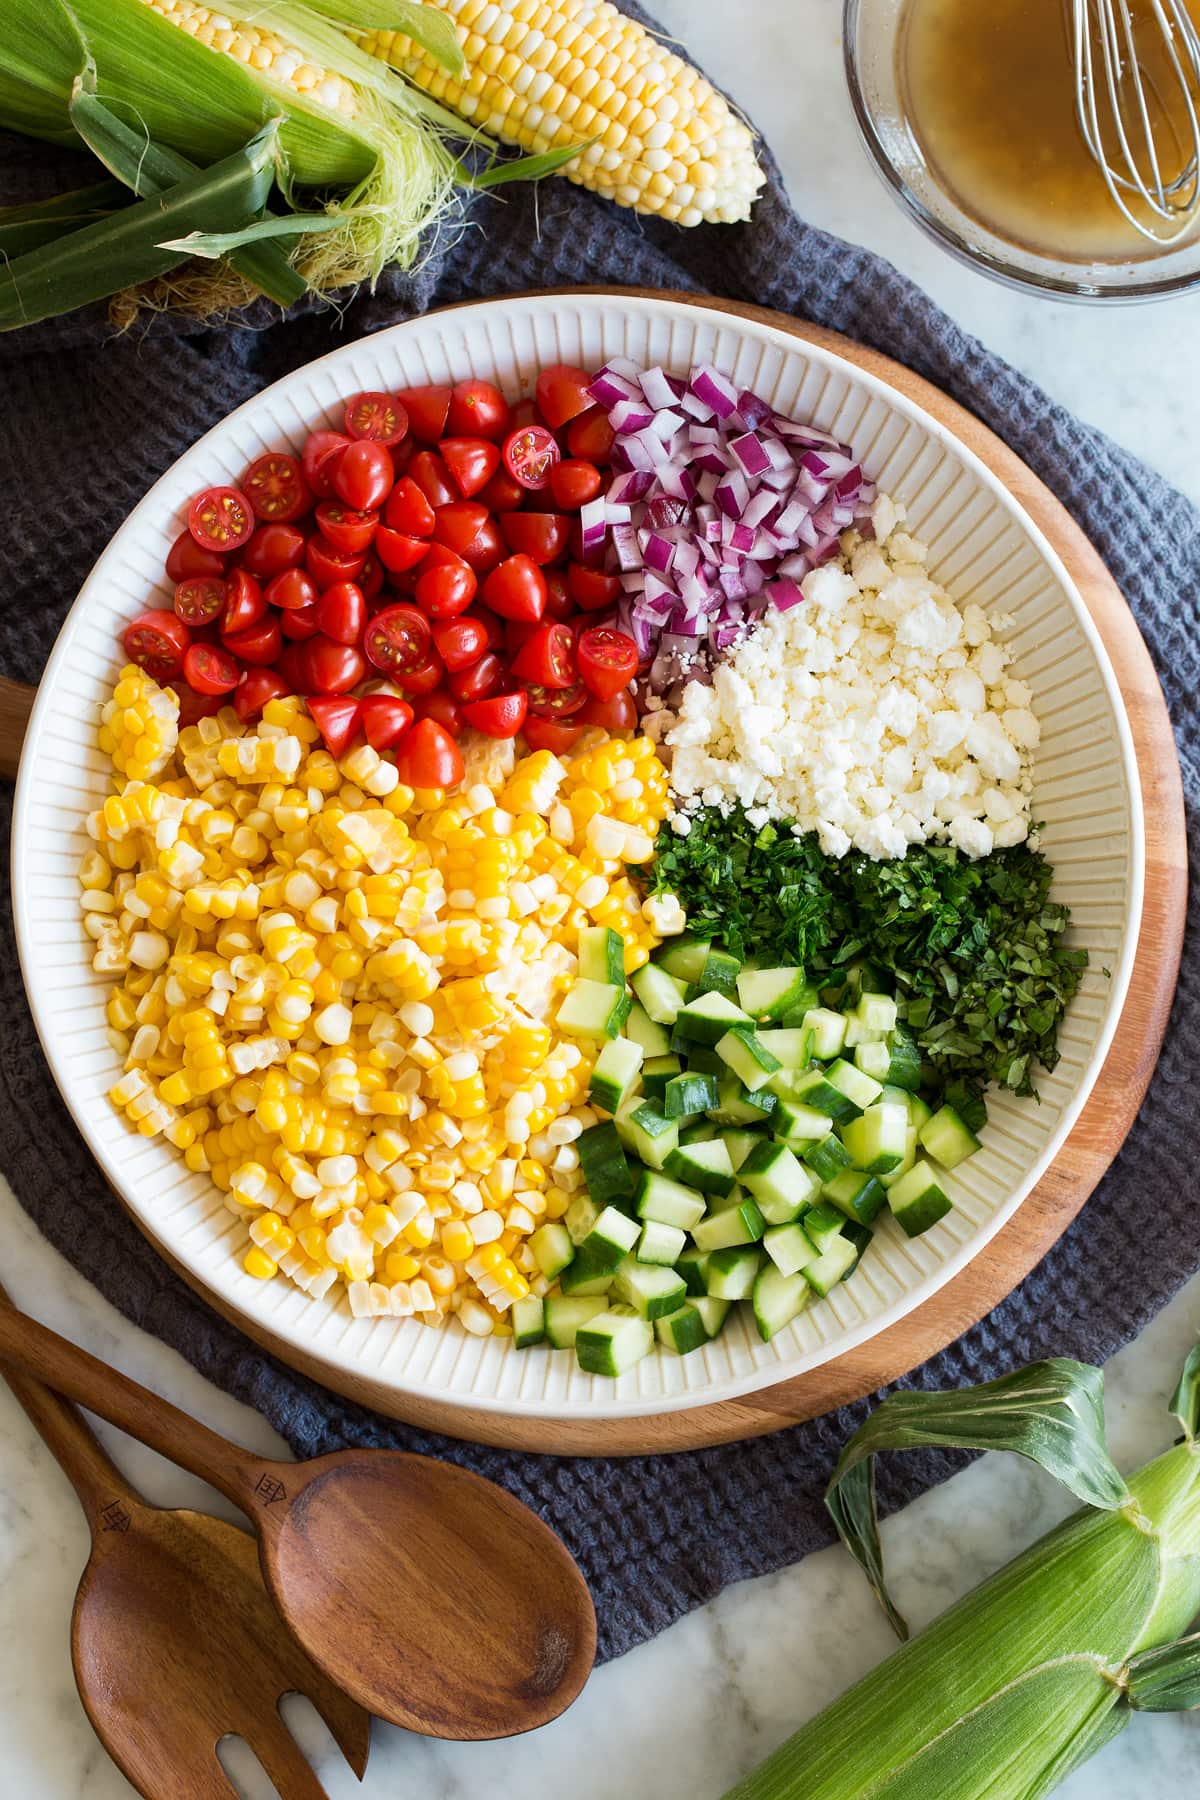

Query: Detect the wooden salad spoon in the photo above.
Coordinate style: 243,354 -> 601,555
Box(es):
0,1295 -> 597,1739
0,1292 -> 371,1798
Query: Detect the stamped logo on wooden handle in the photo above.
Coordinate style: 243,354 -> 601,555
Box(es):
99,1501 -> 131,1533
253,1473 -> 287,1507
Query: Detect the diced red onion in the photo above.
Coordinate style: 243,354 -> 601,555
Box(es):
737,389 -> 773,429
689,365 -> 739,419
609,397 -> 655,433
715,470 -> 749,519
765,576 -> 806,611
579,498 -> 607,554
611,522 -> 642,572
730,431 -> 771,477
588,367 -> 639,408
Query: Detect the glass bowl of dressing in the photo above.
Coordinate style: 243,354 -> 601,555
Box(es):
844,0 -> 1200,301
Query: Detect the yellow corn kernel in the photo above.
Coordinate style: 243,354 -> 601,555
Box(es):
243,1247 -> 278,1280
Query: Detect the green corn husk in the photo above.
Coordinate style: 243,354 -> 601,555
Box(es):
725,1357 -> 1200,1800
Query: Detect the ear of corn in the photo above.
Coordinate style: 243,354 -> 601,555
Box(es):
724,1356 -> 1200,1800
359,0 -> 766,223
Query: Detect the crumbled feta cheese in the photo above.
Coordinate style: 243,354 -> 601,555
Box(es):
664,500 -> 1036,860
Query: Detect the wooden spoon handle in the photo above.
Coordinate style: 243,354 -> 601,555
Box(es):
0,1299 -> 267,1514
0,676 -> 34,778
1,1359 -> 140,1522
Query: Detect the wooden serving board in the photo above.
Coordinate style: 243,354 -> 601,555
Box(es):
3,293 -> 1185,1456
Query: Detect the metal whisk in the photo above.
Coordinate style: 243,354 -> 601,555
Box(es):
1072,0 -> 1200,243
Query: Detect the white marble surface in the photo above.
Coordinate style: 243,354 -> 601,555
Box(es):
3,2 -> 1199,1795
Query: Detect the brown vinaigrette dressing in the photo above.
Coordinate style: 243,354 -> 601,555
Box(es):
899,0 -> 1200,260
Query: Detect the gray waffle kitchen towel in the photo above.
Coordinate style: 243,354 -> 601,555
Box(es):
0,54 -> 1197,1665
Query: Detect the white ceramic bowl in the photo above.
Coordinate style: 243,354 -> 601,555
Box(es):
12,294 -> 1143,1425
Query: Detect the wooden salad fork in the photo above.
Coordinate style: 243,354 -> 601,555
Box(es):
0,1288 -> 370,1800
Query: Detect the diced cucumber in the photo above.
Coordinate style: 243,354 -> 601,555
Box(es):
752,1263 -> 812,1342
559,1259 -> 615,1296
853,1039 -> 893,1083
919,1104 -> 983,1169
678,1120 -> 717,1145
577,1121 -> 633,1206
511,1295 -> 545,1348
693,946 -> 742,998
778,1066 -> 852,1119
556,979 -> 630,1040
692,1194 -> 766,1252
637,1220 -> 687,1265
588,1036 -> 644,1112
907,1092 -> 934,1128
630,962 -> 688,1024
737,965 -> 816,1022
716,1025 -> 782,1091
801,1232 -> 858,1297
738,1140 -> 821,1223
579,924 -> 626,986
624,1000 -> 671,1058
614,1096 -> 679,1170
576,1306 -> 654,1375
722,1127 -> 768,1172
822,1166 -> 887,1225
878,1132 -> 918,1191
655,1302 -> 710,1355
704,1244 -> 764,1299
856,992 -> 898,1035
692,1295 -> 731,1336
675,1245 -> 711,1295
803,1006 -> 848,1060
822,1058 -> 884,1118
707,1074 -> 779,1126
577,1204 -> 642,1273
613,1254 -> 688,1320
635,1169 -> 707,1231
654,935 -> 711,984
757,1027 -> 816,1069
840,1101 -> 910,1174
887,1159 -> 954,1236
762,1220 -> 817,1278
772,1099 -> 836,1144
674,990 -> 752,1044
665,1136 -> 736,1196
565,1194 -> 602,1245
529,1221 -> 575,1279
840,1219 -> 874,1271
800,1133 -> 852,1183
664,1070 -> 720,1118
640,1052 -> 682,1100
882,1024 -> 923,1091
802,1200 -> 846,1250
544,1295 -> 608,1347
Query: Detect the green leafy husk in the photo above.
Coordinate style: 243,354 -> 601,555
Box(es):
723,1351 -> 1200,1800
0,179 -> 126,255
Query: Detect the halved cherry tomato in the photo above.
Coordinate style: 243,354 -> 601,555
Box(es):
333,440 -> 393,512
500,510 -> 570,564
280,601 -> 320,640
242,452 -> 311,523
535,364 -> 595,431
300,636 -> 367,695
408,450 -> 457,511
357,549 -> 384,603
483,553 -> 547,622
184,641 -> 240,695
526,681 -> 587,717
542,567 -> 575,622
375,527 -> 429,574
448,378 -> 511,441
222,617 -> 282,666
395,384 -> 451,444
177,686 -> 224,727
512,621 -> 577,688
505,618 -> 540,658
549,458 -> 603,510
393,650 -> 444,697
234,667 -> 290,723
566,406 -> 616,465
522,715 -> 585,754
221,568 -> 266,636
567,563 -> 622,611
478,467 -> 526,513
453,651 -> 514,704
441,435 -> 500,499
384,476 -> 436,537
315,501 -> 378,554
416,557 -> 477,619
432,615 -> 489,671
472,607 -> 508,653
462,689 -> 528,738
174,577 -> 226,627
363,602 -> 433,675
509,397 -> 544,432
577,688 -> 637,731
502,424 -> 560,490
276,642 -> 311,694
431,500 -> 505,573
301,429 -> 350,499
414,685 -> 465,737
577,625 -> 638,700
359,693 -> 414,751
306,535 -> 366,590
344,392 -> 409,446
309,695 -> 362,757
266,567 -> 319,611
394,717 -> 463,788
315,580 -> 366,646
188,485 -> 254,553
166,531 -> 224,584
241,521 -> 305,579
123,609 -> 191,681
